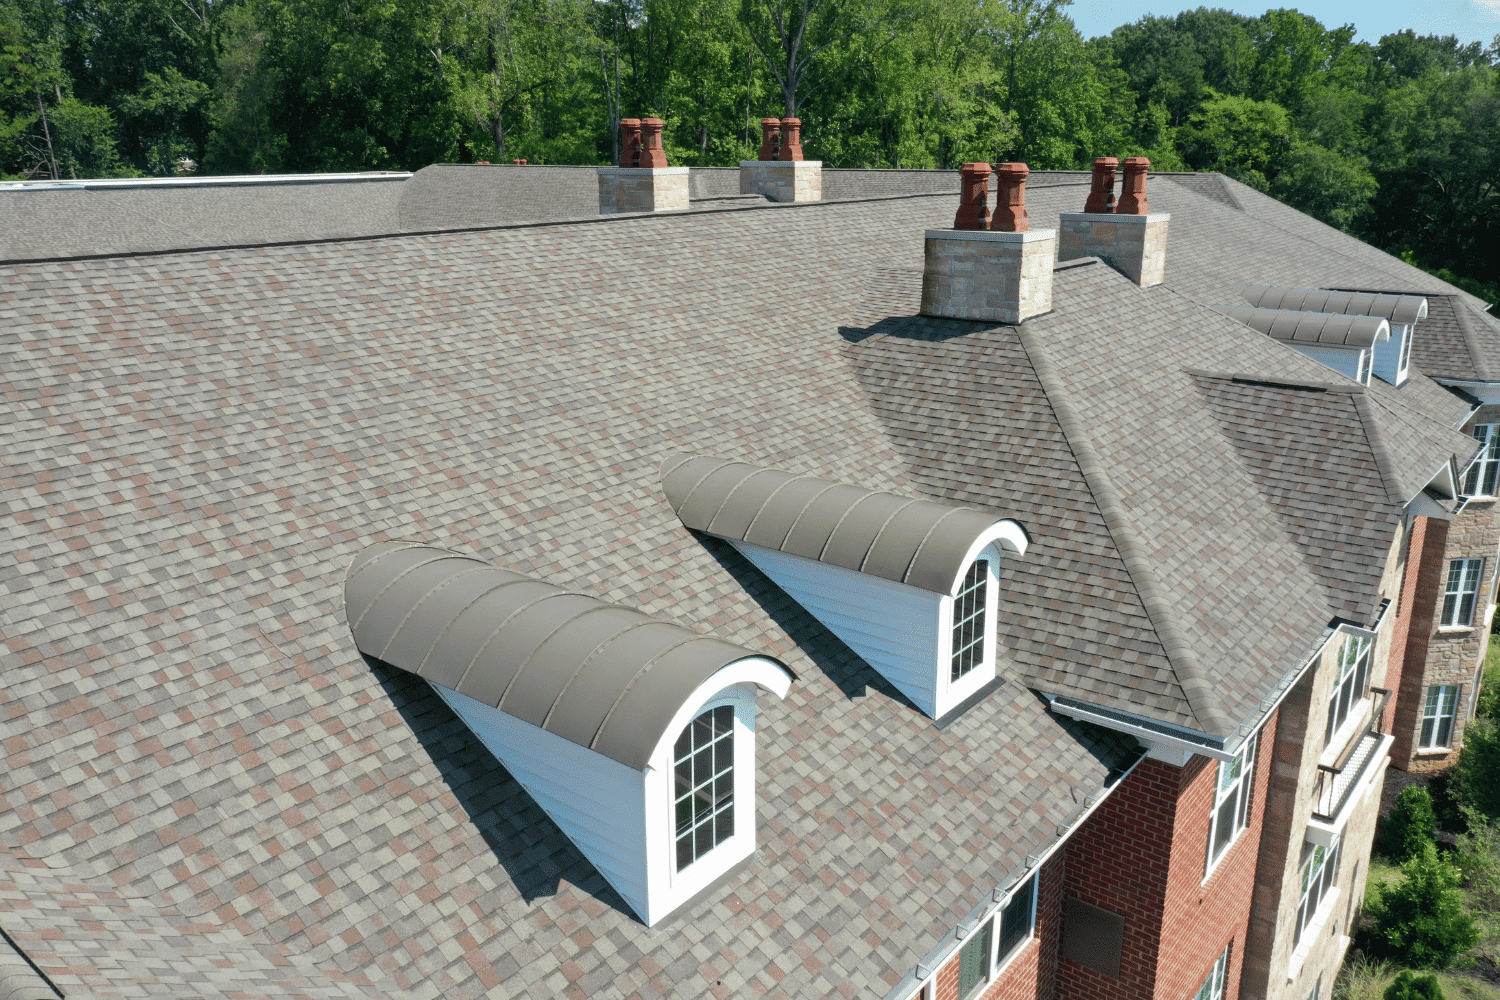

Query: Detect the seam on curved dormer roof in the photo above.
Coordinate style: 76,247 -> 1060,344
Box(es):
1211,306 -> 1390,349
342,542 -> 793,770
1235,285 -> 1428,326
1015,327 -> 1234,738
660,454 -> 1027,595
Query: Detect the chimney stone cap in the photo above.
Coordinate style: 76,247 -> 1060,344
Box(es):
597,166 -> 690,176
1060,211 -> 1170,224
925,228 -> 1056,244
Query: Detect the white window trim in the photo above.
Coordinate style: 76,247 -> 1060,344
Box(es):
1191,944 -> 1229,1000
1396,322 -> 1414,384
1419,684 -> 1460,750
935,543 -> 1002,717
1441,558 -> 1485,628
910,870 -> 1039,1000
1323,634 -> 1371,750
991,870 -> 1039,978
1357,349 -> 1372,386
1463,424 -> 1499,498
1205,728 -> 1259,879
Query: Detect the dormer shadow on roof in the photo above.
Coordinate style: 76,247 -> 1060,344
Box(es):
662,455 -> 1029,723
343,542 -> 794,927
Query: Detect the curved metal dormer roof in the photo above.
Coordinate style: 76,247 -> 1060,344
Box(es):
344,542 -> 793,770
661,454 -> 1029,595
1212,306 -> 1390,349
1235,285 -> 1428,326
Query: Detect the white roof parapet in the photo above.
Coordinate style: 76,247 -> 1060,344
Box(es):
1235,285 -> 1428,326
1212,305 -> 1390,349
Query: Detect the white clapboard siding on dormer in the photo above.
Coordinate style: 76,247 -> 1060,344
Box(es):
1371,324 -> 1410,385
731,539 -> 944,715
1287,345 -> 1364,384
430,682 -> 650,918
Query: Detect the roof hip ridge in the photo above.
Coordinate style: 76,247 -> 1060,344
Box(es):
1351,391 -> 1423,505
1452,298 -> 1498,381
1016,326 -> 1234,737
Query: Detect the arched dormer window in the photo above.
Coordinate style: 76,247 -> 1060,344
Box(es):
674,705 -> 734,870
951,558 -> 989,683
342,542 -> 794,927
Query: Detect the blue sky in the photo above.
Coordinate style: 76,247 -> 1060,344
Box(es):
1067,0 -> 1500,45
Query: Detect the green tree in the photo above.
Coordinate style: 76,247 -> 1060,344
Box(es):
117,67 -> 209,174
1451,716 -> 1500,822
1371,843 -> 1481,969
1453,805 -> 1500,911
1384,970 -> 1445,1000
47,98 -> 137,178
1180,89 -> 1293,189
204,4 -> 285,173
1269,142 -> 1376,231
1383,785 -> 1437,862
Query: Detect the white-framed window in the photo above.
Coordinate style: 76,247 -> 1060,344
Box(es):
673,704 -> 735,871
1398,322 -> 1415,380
1442,558 -> 1484,627
1295,837 -> 1340,945
1357,349 -> 1372,385
1463,425 -> 1500,497
950,870 -> 1038,1000
1207,730 -> 1258,870
951,559 -> 989,683
1325,634 -> 1372,747
1191,945 -> 1229,1000
1420,685 -> 1460,749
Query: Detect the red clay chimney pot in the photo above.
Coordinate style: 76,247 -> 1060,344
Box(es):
758,119 -> 780,161
1117,157 -> 1150,214
1084,156 -> 1118,213
637,118 -> 668,168
990,162 -> 1031,233
619,119 -> 642,168
954,163 -> 992,230
779,118 -> 804,162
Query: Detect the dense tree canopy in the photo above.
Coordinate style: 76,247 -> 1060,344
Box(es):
2,1 -> 1497,293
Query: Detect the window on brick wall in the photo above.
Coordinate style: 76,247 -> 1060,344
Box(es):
1207,730 -> 1258,871
1463,425 -> 1499,497
1420,685 -> 1460,749
1191,945 -> 1229,1000
1295,837 -> 1340,945
1442,558 -> 1484,627
1324,634 -> 1372,747
995,872 -> 1037,970
957,915 -> 992,1000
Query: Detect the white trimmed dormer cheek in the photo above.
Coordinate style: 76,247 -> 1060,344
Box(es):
1372,322 -> 1415,386
728,521 -> 1023,722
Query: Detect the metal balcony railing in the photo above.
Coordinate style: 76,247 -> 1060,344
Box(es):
1312,686 -> 1390,823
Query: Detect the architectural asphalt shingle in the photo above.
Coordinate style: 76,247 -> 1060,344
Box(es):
0,170 -> 1490,998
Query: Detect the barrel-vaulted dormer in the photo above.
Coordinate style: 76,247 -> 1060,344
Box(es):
1211,305 -> 1389,385
343,542 -> 794,926
1235,285 -> 1428,386
661,455 -> 1028,722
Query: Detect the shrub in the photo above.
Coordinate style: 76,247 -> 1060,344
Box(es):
1370,842 -> 1480,968
1453,804 -> 1500,911
1382,970 -> 1444,1000
1450,716 -> 1500,822
1385,786 -> 1437,861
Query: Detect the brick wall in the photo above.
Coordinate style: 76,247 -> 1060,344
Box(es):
1056,733 -> 1272,1000
926,853 -> 1065,1000
1387,516 -> 1456,768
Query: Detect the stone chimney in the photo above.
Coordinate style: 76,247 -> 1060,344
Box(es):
619,119 -> 641,168
1058,155 -> 1169,287
953,163 -> 991,230
740,113 -> 821,202
598,116 -> 688,214
757,119 -> 780,161
779,118 -> 804,161
920,162 -> 1056,325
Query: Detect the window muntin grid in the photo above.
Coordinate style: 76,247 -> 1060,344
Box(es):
1420,684 -> 1460,749
996,872 -> 1036,967
956,914 -> 992,1000
1191,945 -> 1228,1000
673,705 -> 734,871
1463,425 -> 1499,497
1441,558 -> 1484,627
950,559 -> 989,683
1295,838 -> 1339,945
1208,730 -> 1257,868
1325,634 -> 1371,747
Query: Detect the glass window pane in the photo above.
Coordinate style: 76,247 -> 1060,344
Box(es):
1213,793 -> 1237,859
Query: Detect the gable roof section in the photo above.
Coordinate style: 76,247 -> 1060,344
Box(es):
661,454 -> 1027,593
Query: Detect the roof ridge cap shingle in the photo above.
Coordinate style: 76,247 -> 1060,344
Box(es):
1451,297 -> 1498,381
1351,391 -> 1423,505
1016,325 -> 1234,737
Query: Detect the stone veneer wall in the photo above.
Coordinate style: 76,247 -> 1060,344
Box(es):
1410,402 -> 1500,770
919,231 -> 1056,325
597,167 -> 690,214
738,162 -> 822,203
1058,214 -> 1169,287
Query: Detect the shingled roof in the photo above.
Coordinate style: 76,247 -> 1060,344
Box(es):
0,170 -> 1486,999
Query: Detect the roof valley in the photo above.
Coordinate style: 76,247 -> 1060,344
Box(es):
1015,324 -> 1234,738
